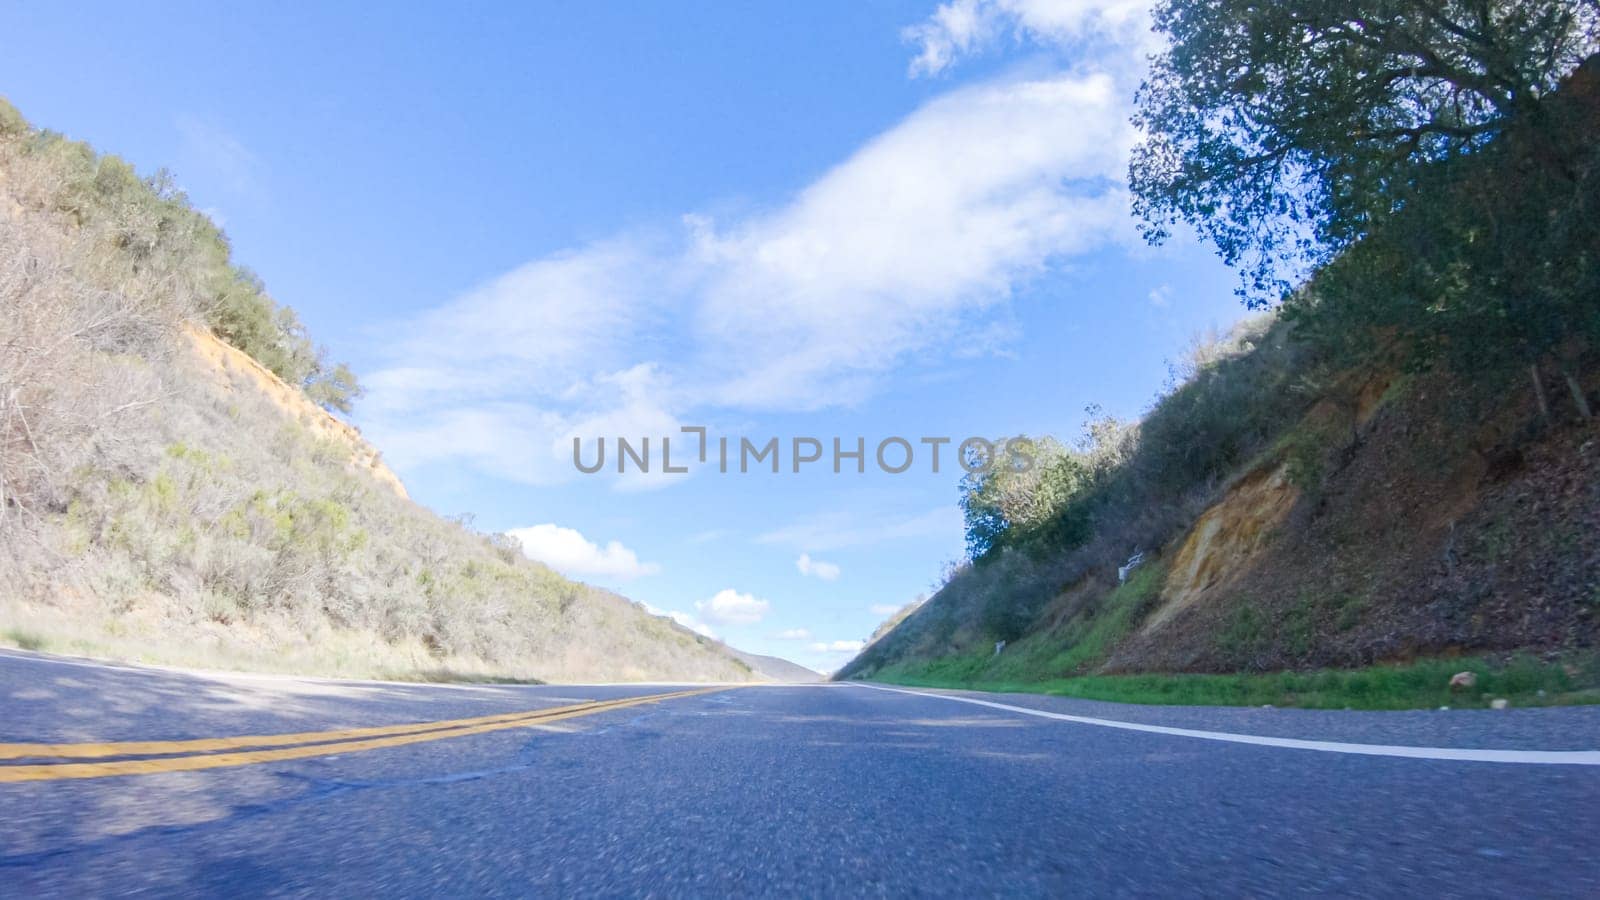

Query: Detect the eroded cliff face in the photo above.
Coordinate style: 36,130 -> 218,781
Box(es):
1111,368 -> 1599,674
184,324 -> 408,500
844,311 -> 1597,683
1143,461 -> 1299,635
1136,369 -> 1396,645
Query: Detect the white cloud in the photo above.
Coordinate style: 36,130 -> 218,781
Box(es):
870,604 -> 904,616
905,0 -> 1154,77
362,241 -> 686,488
384,242 -> 660,401
810,640 -> 866,654
363,64 -> 1141,484
795,553 -> 841,581
505,524 -> 660,580
690,72 -> 1132,409
643,603 -> 717,639
1148,283 -> 1172,308
903,0 -> 1000,77
695,588 -> 771,626
773,628 -> 813,641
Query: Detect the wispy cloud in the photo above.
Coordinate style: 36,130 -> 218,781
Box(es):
757,507 -> 962,553
773,628 -> 813,641
362,241 -> 683,486
689,72 -> 1131,409
904,0 -> 1154,77
809,639 -> 866,655
362,65 -> 1140,488
175,115 -> 264,199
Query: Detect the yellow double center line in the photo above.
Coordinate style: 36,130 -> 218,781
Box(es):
0,687 -> 724,783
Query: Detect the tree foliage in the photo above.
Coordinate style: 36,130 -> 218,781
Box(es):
958,319 -> 1315,569
1285,57 -> 1600,388
1132,1 -> 1600,304
960,437 -> 1088,558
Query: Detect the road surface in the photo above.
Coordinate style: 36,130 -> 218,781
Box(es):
2,650 -> 1597,897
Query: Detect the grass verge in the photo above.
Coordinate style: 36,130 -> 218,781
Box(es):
866,653 -> 1600,710
1,628 -> 49,652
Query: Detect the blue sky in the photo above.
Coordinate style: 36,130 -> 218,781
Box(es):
2,1 -> 1247,672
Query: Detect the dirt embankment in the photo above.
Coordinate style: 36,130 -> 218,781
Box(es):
184,325 -> 408,500
1143,461 -> 1298,634
1109,371 -> 1599,674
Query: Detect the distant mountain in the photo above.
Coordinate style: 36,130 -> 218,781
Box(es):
726,649 -> 824,683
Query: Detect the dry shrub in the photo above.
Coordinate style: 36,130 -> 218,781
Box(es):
0,100 -> 754,683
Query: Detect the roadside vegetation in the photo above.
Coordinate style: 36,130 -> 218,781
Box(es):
866,598 -> 924,646
0,98 -> 757,683
873,654 -> 1600,711
0,100 -> 361,413
843,3 -> 1600,696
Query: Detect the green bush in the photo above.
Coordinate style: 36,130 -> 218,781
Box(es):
844,316 -> 1328,681
2,100 -> 362,413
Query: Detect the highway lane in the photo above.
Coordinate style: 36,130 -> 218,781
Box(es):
2,651 -> 1598,897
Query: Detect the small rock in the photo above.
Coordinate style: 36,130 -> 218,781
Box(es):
1490,698 -> 1509,710
1537,689 -> 1547,698
1449,671 -> 1477,691
1438,705 -> 1450,711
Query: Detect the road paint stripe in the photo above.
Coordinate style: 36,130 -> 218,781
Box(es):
852,684 -> 1600,766
0,698 -> 630,761
0,688 -> 724,782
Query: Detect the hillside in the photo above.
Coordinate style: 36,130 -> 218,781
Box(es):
0,98 -> 761,683
726,648 -> 824,683
840,334 -> 1599,697
840,55 -> 1600,701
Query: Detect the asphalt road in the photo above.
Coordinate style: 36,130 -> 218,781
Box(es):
2,650 -> 1598,897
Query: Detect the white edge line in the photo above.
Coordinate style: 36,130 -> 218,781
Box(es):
851,683 -> 1600,766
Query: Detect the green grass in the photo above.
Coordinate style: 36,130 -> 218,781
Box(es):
899,564 -> 1169,688
1,628 -> 50,652
868,654 -> 1600,710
